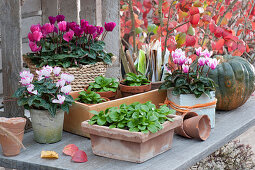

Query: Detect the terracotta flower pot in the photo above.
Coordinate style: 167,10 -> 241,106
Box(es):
119,81 -> 151,97
85,87 -> 117,100
81,115 -> 182,163
174,112 -> 198,138
183,115 -> 211,141
151,81 -> 163,90
0,117 -> 26,156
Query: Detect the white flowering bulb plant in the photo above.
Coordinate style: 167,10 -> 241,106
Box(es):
13,66 -> 75,117
160,47 -> 219,98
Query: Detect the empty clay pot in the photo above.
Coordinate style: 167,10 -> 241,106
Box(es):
0,117 -> 26,156
183,115 -> 211,141
174,112 -> 198,138
119,81 -> 151,97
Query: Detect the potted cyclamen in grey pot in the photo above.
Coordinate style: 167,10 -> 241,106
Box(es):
160,48 -> 219,128
13,66 -> 75,144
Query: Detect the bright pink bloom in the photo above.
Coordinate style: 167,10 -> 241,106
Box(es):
63,30 -> 74,42
182,64 -> 189,73
30,24 -> 41,33
68,22 -> 78,31
29,41 -> 41,52
198,57 -> 206,66
48,16 -> 56,25
96,26 -> 104,35
28,32 -> 34,41
73,26 -> 84,37
42,23 -> 54,35
52,95 -> 65,104
195,47 -> 202,56
104,22 -> 116,32
28,31 -> 42,42
207,58 -> 219,70
58,21 -> 67,32
53,66 -> 61,76
80,20 -> 89,29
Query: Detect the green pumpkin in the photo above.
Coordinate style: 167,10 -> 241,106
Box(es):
206,55 -> 255,110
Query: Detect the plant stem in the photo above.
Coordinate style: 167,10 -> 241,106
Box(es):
128,0 -> 136,54
243,0 -> 255,40
217,0 -> 238,26
158,0 -> 164,37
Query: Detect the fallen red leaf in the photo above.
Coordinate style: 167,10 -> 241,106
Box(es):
71,150 -> 88,163
63,144 -> 79,157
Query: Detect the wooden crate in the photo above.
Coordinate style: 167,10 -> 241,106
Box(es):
63,89 -> 167,137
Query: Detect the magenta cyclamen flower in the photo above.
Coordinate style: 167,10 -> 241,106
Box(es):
63,30 -> 74,42
54,26 -> 58,33
30,24 -> 41,33
87,25 -> 97,34
42,23 -> 54,35
29,41 -> 41,52
28,31 -> 43,42
104,22 -> 116,32
80,19 -> 89,29
48,16 -> 57,25
56,15 -> 65,23
97,26 -> 104,35
73,26 -> 84,37
58,21 -> 67,32
182,64 -> 189,73
68,22 -> 78,31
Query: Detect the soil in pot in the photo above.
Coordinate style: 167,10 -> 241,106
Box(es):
119,81 -> 152,97
0,117 -> 26,156
174,112 -> 198,138
183,115 -> 211,141
30,109 -> 64,144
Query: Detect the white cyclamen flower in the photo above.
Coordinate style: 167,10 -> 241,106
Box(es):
61,85 -> 72,95
27,84 -> 38,95
56,79 -> 66,87
53,66 -> 61,76
60,73 -> 74,84
52,95 -> 65,104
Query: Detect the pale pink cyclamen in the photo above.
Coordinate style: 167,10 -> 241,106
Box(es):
185,58 -> 192,65
56,79 -> 66,87
60,73 -> 74,84
182,64 -> 189,73
207,58 -> 219,70
201,49 -> 213,58
29,41 -> 41,52
19,71 -> 34,86
195,47 -> 202,56
27,84 -> 38,95
58,21 -> 67,32
198,57 -> 206,66
53,66 -> 61,76
52,95 -> 65,104
178,55 -> 186,66
63,30 -> 74,42
61,85 -> 72,95
36,65 -> 53,79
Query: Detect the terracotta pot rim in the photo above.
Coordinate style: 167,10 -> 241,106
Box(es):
119,80 -> 151,87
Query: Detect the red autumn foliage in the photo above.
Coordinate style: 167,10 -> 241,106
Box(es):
71,150 -> 88,163
63,144 -> 79,157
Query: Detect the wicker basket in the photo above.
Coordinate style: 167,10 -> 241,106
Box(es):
23,56 -> 108,91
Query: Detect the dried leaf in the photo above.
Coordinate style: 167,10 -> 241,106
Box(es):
41,151 -> 59,159
71,150 -> 88,163
63,144 -> 79,157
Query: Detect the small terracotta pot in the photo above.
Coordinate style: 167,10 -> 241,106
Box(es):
151,81 -> 163,90
83,97 -> 110,106
183,115 -> 211,141
174,112 -> 198,138
0,117 -> 26,156
119,81 -> 151,97
85,87 -> 117,100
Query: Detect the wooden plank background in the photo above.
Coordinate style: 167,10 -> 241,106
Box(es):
0,0 -> 120,116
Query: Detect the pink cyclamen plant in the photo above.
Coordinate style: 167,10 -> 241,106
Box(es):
13,66 -> 75,117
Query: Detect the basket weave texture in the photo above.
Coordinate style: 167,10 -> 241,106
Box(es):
23,56 -> 108,91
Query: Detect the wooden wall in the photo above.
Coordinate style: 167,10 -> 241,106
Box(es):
0,0 -> 120,116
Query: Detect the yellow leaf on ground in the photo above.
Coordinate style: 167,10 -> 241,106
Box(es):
41,151 -> 59,159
